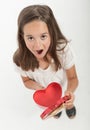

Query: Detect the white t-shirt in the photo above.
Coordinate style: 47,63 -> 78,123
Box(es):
14,43 -> 75,88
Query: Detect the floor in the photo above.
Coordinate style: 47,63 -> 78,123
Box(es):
0,66 -> 89,130
0,0 -> 89,130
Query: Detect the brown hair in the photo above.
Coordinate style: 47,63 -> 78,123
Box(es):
13,5 -> 68,71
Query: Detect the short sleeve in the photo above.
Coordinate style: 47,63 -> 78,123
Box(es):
58,43 -> 75,70
13,63 -> 27,77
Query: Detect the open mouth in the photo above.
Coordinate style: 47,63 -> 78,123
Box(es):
36,49 -> 43,54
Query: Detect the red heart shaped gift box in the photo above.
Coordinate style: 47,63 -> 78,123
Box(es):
33,82 -> 62,107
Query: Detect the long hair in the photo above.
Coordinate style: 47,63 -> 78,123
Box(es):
13,5 -> 68,71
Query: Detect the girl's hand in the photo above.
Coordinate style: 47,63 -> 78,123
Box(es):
37,86 -> 45,90
36,83 -> 45,90
64,91 -> 75,109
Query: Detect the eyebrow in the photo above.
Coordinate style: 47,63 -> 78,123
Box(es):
25,32 -> 49,37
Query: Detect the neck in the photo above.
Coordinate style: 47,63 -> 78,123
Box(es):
38,55 -> 52,69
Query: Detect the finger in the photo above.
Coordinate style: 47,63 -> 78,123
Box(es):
64,102 -> 74,108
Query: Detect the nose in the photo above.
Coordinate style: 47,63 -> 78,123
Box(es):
33,39 -> 43,50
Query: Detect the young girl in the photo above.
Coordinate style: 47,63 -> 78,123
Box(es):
13,5 -> 78,119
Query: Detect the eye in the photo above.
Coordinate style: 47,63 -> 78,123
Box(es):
41,35 -> 47,40
27,36 -> 34,41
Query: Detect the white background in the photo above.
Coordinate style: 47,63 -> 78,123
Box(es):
0,0 -> 89,130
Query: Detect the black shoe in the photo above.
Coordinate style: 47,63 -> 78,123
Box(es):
66,106 -> 76,119
53,111 -> 62,119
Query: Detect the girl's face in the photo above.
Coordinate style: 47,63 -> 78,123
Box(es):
23,20 -> 51,60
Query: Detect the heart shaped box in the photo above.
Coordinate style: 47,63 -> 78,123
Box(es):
33,82 -> 62,107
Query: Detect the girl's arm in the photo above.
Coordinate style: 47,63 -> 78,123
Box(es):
21,76 -> 44,90
64,65 -> 79,108
65,65 -> 78,93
